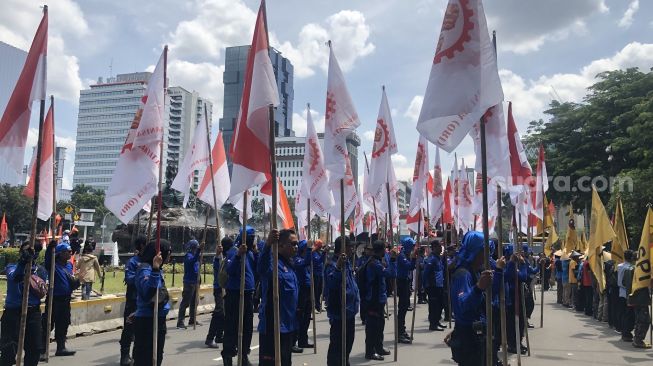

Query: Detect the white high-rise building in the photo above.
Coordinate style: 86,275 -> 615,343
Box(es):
73,73 -> 212,191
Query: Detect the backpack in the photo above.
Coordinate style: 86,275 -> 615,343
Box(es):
622,265 -> 634,296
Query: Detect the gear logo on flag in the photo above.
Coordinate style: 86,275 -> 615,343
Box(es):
434,0 -> 474,64
308,137 -> 321,174
433,167 -> 443,197
412,144 -> 425,181
371,118 -> 390,158
326,92 -> 336,121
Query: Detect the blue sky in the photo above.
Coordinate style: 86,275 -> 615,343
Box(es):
2,0 -> 652,189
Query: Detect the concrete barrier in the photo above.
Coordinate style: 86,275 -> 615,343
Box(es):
0,286 -> 217,338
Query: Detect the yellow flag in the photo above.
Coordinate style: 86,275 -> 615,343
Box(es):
565,227 -> 578,252
580,231 -> 589,255
588,187 -> 616,293
631,207 -> 653,295
544,224 -> 558,257
611,197 -> 628,266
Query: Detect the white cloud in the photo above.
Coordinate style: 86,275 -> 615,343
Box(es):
391,153 -> 414,181
291,107 -> 325,137
501,42 -> 653,127
618,0 -> 639,28
404,95 -> 423,123
167,60 -> 225,119
274,10 -> 375,78
362,130 -> 375,143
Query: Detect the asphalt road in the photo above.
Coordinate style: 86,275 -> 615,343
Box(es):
43,289 -> 652,365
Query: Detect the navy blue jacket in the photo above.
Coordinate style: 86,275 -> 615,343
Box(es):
124,255 -> 140,301
225,248 -> 256,291
450,264 -> 503,327
44,249 -> 76,297
134,264 -> 170,317
293,250 -> 312,287
212,256 -> 223,289
423,253 -> 444,288
4,262 -> 46,309
312,251 -> 326,278
325,255 -> 360,320
257,246 -> 299,334
365,257 -> 396,304
183,249 -> 201,284
504,261 -> 528,307
396,253 -> 416,280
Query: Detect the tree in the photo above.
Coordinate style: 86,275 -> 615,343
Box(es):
0,184 -> 36,240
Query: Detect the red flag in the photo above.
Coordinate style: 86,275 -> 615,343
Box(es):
532,144 -> 548,219
0,8 -> 48,184
0,214 -> 8,243
23,102 -> 54,220
507,102 -> 532,187
407,210 -> 422,235
443,178 -> 453,224
229,1 -> 279,200
197,130 -> 230,209
261,178 -> 294,230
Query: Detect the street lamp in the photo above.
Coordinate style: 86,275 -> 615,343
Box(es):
101,211 -> 113,245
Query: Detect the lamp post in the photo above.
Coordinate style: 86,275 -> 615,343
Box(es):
101,211 -> 112,245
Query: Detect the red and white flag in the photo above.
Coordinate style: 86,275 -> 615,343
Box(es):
367,88 -> 398,196
105,49 -> 166,224
329,157 -> 359,222
23,102 -> 54,220
171,107 -> 210,207
408,136 -> 430,216
507,101 -> 533,204
197,130 -> 230,209
416,0 -> 503,152
429,147 -> 445,224
261,178 -> 295,230
296,105 -> 334,215
532,144 -> 548,219
229,1 -> 279,201
443,178 -> 453,224
469,103 -> 511,187
455,159 -> 474,230
0,9 -> 47,185
407,210 -> 424,235
324,43 -> 361,180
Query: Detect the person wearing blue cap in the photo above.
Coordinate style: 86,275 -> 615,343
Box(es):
41,240 -> 80,358
397,237 -> 417,343
177,238 -> 204,329
1,241 -> 46,366
423,239 -> 446,331
221,226 -> 257,366
132,239 -> 172,366
448,231 -> 505,366
257,229 -> 300,366
292,239 -> 314,352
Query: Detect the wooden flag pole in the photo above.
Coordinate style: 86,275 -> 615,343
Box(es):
515,207 -> 522,366
409,210 -> 421,340
339,179 -> 347,366
268,104 -> 282,366
386,182 -> 398,362
523,224 -> 532,356
443,214 -> 452,329
307,200 -> 318,353
540,184 -> 547,328
194,209 -> 209,331
16,22 -> 47,362
151,44 -> 168,366
237,191 -> 248,366
496,186 -> 508,366
479,98 -> 493,366
44,95 -> 56,362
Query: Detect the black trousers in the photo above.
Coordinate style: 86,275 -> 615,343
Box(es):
426,286 -> 444,326
133,316 -> 166,366
622,304 -> 635,338
259,331 -> 293,366
40,296 -> 71,351
295,285 -> 312,346
608,287 -> 620,328
615,297 -> 626,332
119,299 -> 137,353
582,286 -> 593,316
313,276 -> 323,310
221,290 -> 253,360
206,288 -> 225,342
364,302 -> 385,357
556,280 -> 563,303
524,284 -> 535,319
327,317 -> 355,366
450,326 -> 485,366
1,307 -> 41,366
506,305 -> 524,347
397,278 -> 410,334
634,305 -> 650,342
177,283 -> 197,325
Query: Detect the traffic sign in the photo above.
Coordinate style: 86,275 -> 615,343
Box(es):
65,205 -> 74,214
74,214 -> 80,221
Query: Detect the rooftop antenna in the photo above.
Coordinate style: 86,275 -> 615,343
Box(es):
109,58 -> 113,79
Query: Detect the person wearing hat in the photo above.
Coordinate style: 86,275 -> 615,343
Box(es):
325,235 -> 360,366
118,235 -> 147,365
177,238 -> 204,329
221,226 -> 257,366
132,239 -> 172,365
42,241 -> 80,358
292,239 -> 314,352
364,240 -> 396,360
396,237 -> 417,343
311,239 -> 326,312
1,241 -> 46,366
448,231 -> 505,365
256,229 -> 300,365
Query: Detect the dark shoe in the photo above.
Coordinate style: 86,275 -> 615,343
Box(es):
520,345 -> 528,355
189,320 -> 202,326
407,306 -> 414,311
39,353 -> 47,362
205,340 -> 219,349
291,345 -> 304,353
365,353 -> 384,361
222,357 -> 233,366
215,335 -> 224,343
507,346 -> 518,354
176,322 -> 187,329
379,347 -> 391,355
242,357 -> 253,366
622,335 -> 634,342
402,332 -> 412,340
633,341 -> 652,349
120,351 -> 133,365
55,348 -> 76,356
298,342 -> 314,348
527,323 -> 535,329
429,324 -> 444,331
398,335 -> 412,344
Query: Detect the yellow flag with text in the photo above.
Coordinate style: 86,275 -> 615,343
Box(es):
631,207 -> 653,295
565,227 -> 578,252
611,197 -> 628,266
588,187 -> 616,293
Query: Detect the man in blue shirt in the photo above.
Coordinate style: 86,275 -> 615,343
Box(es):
424,239 -> 446,331
1,241 -> 46,366
364,240 -> 396,360
292,239 -> 314,351
257,229 -> 299,366
325,235 -> 359,366
311,240 -> 326,312
177,239 -> 204,329
118,235 -> 146,365
206,236 -> 232,348
448,231 -> 504,365
397,237 -> 417,343
221,226 -> 257,366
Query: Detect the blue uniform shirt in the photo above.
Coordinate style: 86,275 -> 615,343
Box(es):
325,255 -> 360,320
423,253 -> 444,288
504,261 -> 528,307
365,257 -> 396,304
124,255 -> 140,301
312,251 -> 325,277
396,253 -> 416,279
257,245 -> 299,334
225,249 -> 256,291
293,250 -> 312,287
212,256 -> 223,289
561,260 -> 570,283
4,262 -> 46,309
183,249 -> 201,284
135,264 -> 170,317
45,249 -> 75,297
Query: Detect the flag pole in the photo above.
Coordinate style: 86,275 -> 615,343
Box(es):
410,210 -> 421,340
515,207 -> 522,366
16,6 -> 47,363
540,183 -> 546,328
307,199 -> 317,353
237,191 -> 248,366
339,179 -> 347,366
268,104 -> 282,366
479,90 -> 493,366
195,207 -> 210,331
496,185 -> 508,366
443,215 -> 452,329
151,44 -> 167,366
44,95 -> 57,362
523,222 -> 532,356
386,182 -> 398,362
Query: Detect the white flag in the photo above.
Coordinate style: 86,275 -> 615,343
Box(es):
368,88 -> 398,196
408,136 -> 430,216
416,0 -> 503,152
429,147 -> 445,224
197,130 -> 230,209
171,107 -> 210,207
469,103 -> 511,188
105,49 -> 166,224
